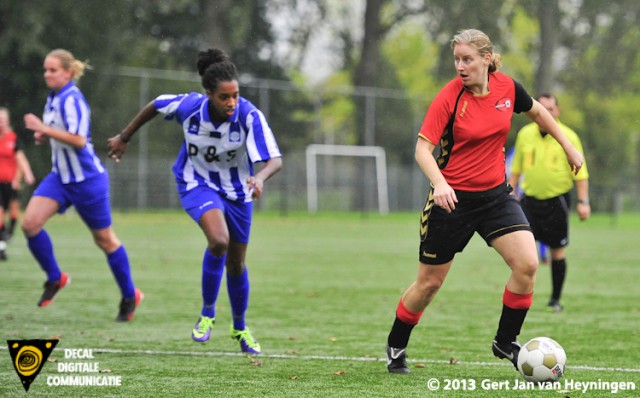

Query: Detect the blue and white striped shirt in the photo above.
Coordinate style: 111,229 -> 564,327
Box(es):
155,93 -> 282,202
42,81 -> 104,184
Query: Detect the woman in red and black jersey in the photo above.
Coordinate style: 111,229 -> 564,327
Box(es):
0,107 -> 35,260
385,29 -> 584,374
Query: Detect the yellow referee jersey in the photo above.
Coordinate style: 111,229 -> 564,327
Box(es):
511,120 -> 589,200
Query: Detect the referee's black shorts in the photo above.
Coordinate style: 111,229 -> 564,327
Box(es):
520,192 -> 570,249
0,182 -> 17,210
419,183 -> 531,265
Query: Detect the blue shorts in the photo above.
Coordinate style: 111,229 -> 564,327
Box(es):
34,172 -> 112,230
179,185 -> 253,244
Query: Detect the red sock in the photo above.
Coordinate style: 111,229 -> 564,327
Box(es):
502,287 -> 533,309
396,299 -> 424,325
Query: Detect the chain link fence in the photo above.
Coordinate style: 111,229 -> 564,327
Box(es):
100,68 -> 637,215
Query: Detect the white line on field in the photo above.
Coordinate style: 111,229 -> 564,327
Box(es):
89,348 -> 640,373
1,346 -> 638,373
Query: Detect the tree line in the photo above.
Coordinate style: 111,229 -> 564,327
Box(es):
1,0 -> 638,211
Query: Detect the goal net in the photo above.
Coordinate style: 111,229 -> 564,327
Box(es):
305,144 -> 389,214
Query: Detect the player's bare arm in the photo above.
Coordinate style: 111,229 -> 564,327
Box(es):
247,157 -> 282,200
24,113 -> 87,148
575,178 -> 591,221
507,172 -> 521,194
525,101 -> 584,175
415,136 -> 457,212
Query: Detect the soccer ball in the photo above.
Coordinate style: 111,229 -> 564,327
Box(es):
517,337 -> 567,382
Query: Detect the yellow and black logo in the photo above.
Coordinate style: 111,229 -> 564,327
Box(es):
7,339 -> 58,392
420,188 -> 435,241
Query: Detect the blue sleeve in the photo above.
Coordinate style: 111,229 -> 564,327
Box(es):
154,94 -> 185,121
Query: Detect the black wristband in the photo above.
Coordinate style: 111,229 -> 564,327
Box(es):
577,198 -> 589,205
119,133 -> 130,143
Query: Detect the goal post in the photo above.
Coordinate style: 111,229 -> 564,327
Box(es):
306,144 -> 389,214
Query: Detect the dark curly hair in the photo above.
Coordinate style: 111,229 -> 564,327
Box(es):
196,49 -> 239,93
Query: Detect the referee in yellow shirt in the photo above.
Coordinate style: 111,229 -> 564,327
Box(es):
508,93 -> 590,312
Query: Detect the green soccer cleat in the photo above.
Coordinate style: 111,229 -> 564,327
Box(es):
230,325 -> 262,355
192,316 -> 215,343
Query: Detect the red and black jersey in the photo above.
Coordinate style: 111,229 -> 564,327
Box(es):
419,72 -> 533,191
0,130 -> 20,183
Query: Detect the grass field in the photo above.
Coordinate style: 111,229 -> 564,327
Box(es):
1,211 -> 639,397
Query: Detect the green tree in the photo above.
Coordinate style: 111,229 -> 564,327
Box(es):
0,0 -> 290,163
0,0 -> 140,177
559,0 -> 640,209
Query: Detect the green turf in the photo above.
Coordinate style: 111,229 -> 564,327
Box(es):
1,211 -> 638,397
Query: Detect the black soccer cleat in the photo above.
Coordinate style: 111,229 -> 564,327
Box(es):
547,299 -> 564,313
38,272 -> 70,307
492,340 -> 521,369
386,344 -> 410,374
115,288 -> 143,322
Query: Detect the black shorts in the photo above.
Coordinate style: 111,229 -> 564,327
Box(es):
419,183 -> 531,265
520,193 -> 570,249
0,182 -> 17,210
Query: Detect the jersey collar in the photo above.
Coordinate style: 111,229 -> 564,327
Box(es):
49,81 -> 75,99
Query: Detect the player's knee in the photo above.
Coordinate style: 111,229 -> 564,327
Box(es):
525,257 -> 538,276
93,234 -> 120,253
225,257 -> 245,276
513,257 -> 538,280
416,278 -> 444,299
207,240 -> 228,257
20,217 -> 40,237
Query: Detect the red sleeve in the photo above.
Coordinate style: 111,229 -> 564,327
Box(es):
418,78 -> 463,144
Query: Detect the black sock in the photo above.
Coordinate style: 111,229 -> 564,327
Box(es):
8,218 -> 16,235
550,259 -> 566,301
495,305 -> 529,344
387,317 -> 416,349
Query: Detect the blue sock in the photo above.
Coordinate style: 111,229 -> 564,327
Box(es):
227,267 -> 249,331
539,242 -> 548,260
201,250 -> 225,318
107,246 -> 136,298
27,229 -> 61,282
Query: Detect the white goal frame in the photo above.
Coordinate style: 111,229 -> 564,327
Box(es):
306,144 -> 389,214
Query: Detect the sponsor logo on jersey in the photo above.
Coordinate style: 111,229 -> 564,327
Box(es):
495,97 -> 512,112
229,130 -> 241,142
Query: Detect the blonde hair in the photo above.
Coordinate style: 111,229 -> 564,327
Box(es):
47,49 -> 92,80
451,29 -> 502,72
